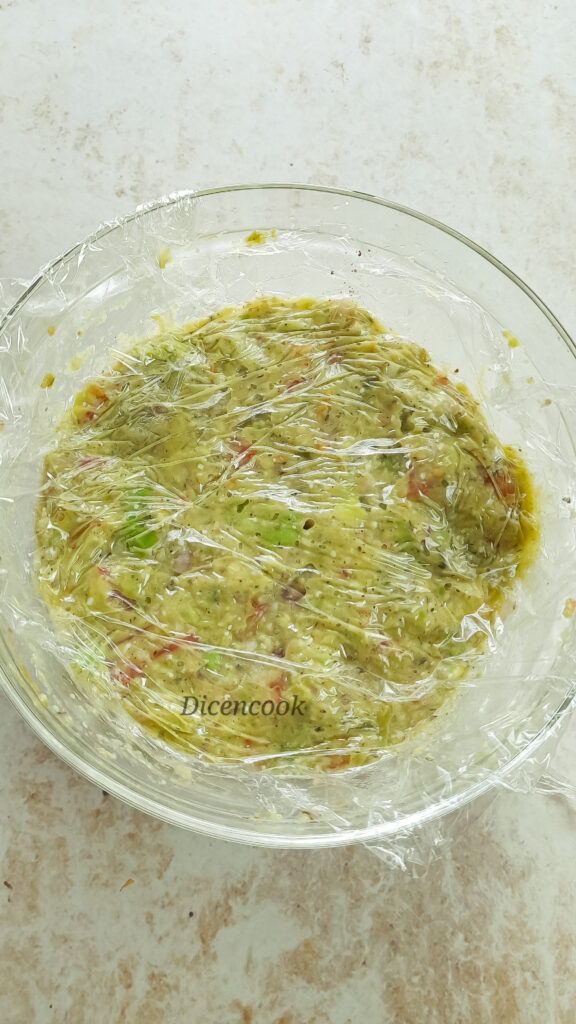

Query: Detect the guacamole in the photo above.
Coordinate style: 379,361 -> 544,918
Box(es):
35,297 -> 536,769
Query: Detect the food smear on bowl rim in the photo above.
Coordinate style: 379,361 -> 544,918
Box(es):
34,297 -> 538,771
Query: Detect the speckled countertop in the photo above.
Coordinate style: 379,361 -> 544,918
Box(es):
1,2 -> 576,1021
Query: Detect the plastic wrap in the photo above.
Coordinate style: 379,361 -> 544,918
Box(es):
1,186 -> 576,867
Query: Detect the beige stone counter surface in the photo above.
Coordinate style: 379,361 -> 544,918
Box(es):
1,1 -> 575,1021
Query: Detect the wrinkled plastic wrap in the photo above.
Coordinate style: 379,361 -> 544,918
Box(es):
1,187 -> 576,868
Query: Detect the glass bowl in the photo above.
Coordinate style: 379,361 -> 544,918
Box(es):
1,184 -> 576,849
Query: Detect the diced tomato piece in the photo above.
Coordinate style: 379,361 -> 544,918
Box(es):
247,597 -> 267,630
485,468 -> 517,500
269,674 -> 286,701
110,629 -> 198,685
150,632 -> 198,660
406,465 -> 445,501
110,661 -> 142,686
406,474 -> 435,500
285,377 -> 307,392
326,754 -> 351,770
150,641 -> 180,660
483,466 -> 517,501
229,438 -> 256,467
